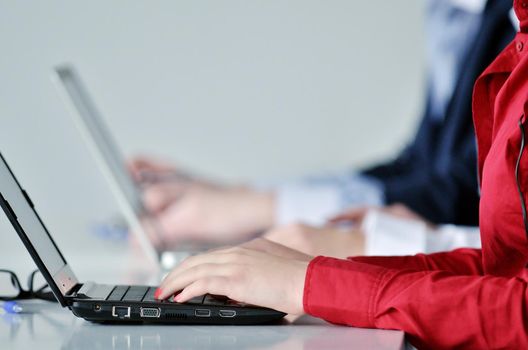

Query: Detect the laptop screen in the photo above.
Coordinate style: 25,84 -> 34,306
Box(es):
52,64 -> 162,264
52,66 -> 144,215
0,153 -> 78,304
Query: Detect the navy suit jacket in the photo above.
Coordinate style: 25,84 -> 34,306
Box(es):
362,0 -> 515,226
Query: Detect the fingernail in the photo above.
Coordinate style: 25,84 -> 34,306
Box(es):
154,288 -> 163,299
174,293 -> 183,302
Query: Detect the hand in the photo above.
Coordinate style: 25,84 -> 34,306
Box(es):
128,155 -> 187,183
156,238 -> 311,315
128,155 -> 276,246
264,223 -> 364,258
329,203 -> 435,228
151,186 -> 275,247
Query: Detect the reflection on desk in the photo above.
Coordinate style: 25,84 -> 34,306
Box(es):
0,308 -> 405,350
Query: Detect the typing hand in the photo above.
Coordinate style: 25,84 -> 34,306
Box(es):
128,155 -> 187,184
149,186 -> 274,247
155,238 -> 311,315
128,155 -> 275,246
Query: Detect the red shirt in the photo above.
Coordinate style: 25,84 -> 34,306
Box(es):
303,1 -> 528,349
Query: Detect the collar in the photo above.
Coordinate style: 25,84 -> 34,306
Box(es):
515,0 -> 528,32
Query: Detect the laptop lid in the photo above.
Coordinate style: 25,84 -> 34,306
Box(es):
50,64 -> 160,264
53,65 -> 143,214
0,153 -> 78,307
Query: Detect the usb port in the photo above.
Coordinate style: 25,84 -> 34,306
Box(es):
194,309 -> 211,317
112,306 -> 131,319
219,310 -> 236,318
140,307 -> 161,318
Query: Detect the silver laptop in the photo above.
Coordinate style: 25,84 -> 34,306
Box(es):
51,64 -> 205,270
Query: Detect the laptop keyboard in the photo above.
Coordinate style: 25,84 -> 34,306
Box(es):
107,285 -> 129,301
106,285 -> 230,306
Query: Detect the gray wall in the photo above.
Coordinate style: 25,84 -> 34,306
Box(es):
0,1 -> 425,269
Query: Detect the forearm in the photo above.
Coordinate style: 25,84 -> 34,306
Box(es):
349,248 -> 483,275
304,255 -> 526,349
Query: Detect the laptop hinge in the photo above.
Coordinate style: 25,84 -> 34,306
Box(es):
65,283 -> 84,298
70,282 -> 114,300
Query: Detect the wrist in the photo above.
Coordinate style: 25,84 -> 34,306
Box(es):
289,259 -> 310,315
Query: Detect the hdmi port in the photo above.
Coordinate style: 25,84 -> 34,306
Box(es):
140,307 -> 161,318
219,310 -> 236,318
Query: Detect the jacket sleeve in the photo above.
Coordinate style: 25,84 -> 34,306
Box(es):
304,252 -> 527,349
362,128 -> 480,227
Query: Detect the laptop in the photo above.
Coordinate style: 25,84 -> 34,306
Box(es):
0,152 -> 285,324
50,64 -> 208,269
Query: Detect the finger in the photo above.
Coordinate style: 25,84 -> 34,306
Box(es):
127,158 -> 152,182
327,207 -> 372,224
383,204 -> 416,218
161,248 -> 243,286
383,204 -> 435,228
127,156 -> 184,183
158,263 -> 229,299
175,277 -> 229,303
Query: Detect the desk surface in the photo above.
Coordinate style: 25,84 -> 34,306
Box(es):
0,219 -> 406,350
1,308 -> 405,350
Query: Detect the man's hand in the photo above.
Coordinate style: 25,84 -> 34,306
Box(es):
156,238 -> 311,315
128,156 -> 187,183
148,185 -> 275,247
264,223 -> 364,259
128,155 -> 276,246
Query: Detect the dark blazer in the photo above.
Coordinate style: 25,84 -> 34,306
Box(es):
362,0 -> 515,226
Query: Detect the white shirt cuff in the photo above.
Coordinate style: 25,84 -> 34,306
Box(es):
270,173 -> 384,226
274,183 -> 342,226
362,210 -> 481,256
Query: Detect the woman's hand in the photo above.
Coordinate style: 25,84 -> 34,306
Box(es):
155,238 -> 312,315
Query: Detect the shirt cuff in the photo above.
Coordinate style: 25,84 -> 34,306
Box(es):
430,224 -> 481,251
362,210 -> 481,256
303,256 -> 396,327
274,183 -> 342,226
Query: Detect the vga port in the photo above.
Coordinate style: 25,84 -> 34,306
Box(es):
140,307 -> 161,318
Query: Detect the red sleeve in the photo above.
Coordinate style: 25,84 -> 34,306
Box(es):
304,254 -> 528,349
348,248 -> 483,275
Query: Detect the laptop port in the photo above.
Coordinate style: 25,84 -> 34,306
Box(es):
140,307 -> 161,318
194,309 -> 211,317
112,306 -> 131,319
93,304 -> 102,312
219,310 -> 236,318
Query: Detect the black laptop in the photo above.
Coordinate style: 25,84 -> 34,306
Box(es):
0,152 -> 285,324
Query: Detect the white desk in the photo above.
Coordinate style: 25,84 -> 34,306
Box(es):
0,219 -> 407,350
1,309 -> 405,350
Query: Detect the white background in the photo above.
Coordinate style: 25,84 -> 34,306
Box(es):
0,1 -> 425,274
